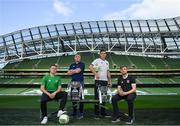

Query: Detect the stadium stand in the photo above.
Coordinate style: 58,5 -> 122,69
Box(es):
0,17 -> 180,89
3,53 -> 180,69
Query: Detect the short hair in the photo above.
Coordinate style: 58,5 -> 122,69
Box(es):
120,65 -> 128,69
100,48 -> 106,53
75,53 -> 81,56
50,64 -> 57,68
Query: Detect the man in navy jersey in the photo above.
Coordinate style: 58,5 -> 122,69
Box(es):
111,65 -> 136,124
67,54 -> 85,119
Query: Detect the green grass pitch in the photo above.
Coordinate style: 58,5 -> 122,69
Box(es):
0,95 -> 180,125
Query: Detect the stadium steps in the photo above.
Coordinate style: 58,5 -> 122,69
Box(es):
125,55 -> 135,68
143,57 -> 155,69
80,53 -> 97,67
128,56 -> 153,69
108,53 -> 115,67
109,54 -> 131,68
56,56 -> 62,66
34,58 -> 42,69
3,53 -> 180,69
59,55 -> 74,68
18,59 -> 40,69
3,61 -> 21,69
171,77 -> 180,82
164,58 -> 180,69
145,57 -> 166,69
38,56 -> 59,69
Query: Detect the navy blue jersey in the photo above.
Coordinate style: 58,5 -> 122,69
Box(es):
69,61 -> 85,81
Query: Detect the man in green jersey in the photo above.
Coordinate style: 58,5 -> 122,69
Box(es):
40,64 -> 67,124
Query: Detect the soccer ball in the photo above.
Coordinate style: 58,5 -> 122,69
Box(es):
59,114 -> 69,124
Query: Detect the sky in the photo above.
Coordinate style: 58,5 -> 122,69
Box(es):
0,0 -> 180,35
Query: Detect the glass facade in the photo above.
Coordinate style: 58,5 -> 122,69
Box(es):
0,17 -> 180,61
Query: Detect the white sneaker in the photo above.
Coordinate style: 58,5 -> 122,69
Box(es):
41,116 -> 48,124
111,117 -> 121,123
126,119 -> 133,124
57,110 -> 66,117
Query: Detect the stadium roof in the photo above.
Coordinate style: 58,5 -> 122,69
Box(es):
0,16 -> 180,62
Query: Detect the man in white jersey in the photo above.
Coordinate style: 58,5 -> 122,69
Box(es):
89,49 -> 112,119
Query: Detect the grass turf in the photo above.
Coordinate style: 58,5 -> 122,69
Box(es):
0,95 -> 180,125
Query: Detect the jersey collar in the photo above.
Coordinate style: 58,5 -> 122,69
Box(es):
50,73 -> 55,77
122,74 -> 128,79
99,58 -> 106,61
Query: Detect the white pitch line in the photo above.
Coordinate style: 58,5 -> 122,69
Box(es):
0,89 -> 179,96
169,79 -> 176,83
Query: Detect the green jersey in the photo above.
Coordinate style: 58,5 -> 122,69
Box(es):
41,74 -> 61,91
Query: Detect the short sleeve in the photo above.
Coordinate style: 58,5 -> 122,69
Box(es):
69,64 -> 73,70
117,77 -> 121,86
91,59 -> 98,66
58,76 -> 62,86
79,62 -> 85,71
41,75 -> 47,86
131,76 -> 136,84
107,61 -> 109,70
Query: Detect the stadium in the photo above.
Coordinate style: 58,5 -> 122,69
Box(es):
0,16 -> 180,125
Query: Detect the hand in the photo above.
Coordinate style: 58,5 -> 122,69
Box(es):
48,94 -> 54,99
119,90 -> 127,96
95,73 -> 100,80
51,92 -> 56,98
108,82 -> 112,88
67,70 -> 73,75
49,92 -> 56,99
70,70 -> 75,74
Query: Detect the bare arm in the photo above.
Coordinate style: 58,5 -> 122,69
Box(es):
119,84 -> 136,96
124,84 -> 136,95
40,85 -> 51,96
117,85 -> 123,94
89,64 -> 99,80
107,70 -> 112,87
89,64 -> 96,75
53,86 -> 62,94
67,68 -> 81,75
40,85 -> 62,99
74,68 -> 81,73
50,86 -> 62,98
67,70 -> 72,75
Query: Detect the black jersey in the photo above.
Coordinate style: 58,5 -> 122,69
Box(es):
117,75 -> 136,92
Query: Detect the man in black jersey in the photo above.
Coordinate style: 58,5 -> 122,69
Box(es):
111,65 -> 136,124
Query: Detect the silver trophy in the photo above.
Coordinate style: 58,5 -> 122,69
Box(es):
98,85 -> 112,104
67,81 -> 84,101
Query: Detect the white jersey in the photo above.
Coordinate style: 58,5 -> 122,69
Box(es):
91,58 -> 109,81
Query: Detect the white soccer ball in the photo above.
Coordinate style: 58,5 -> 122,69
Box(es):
59,114 -> 69,124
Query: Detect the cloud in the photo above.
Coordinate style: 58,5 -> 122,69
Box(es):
53,0 -> 72,16
103,0 -> 180,20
